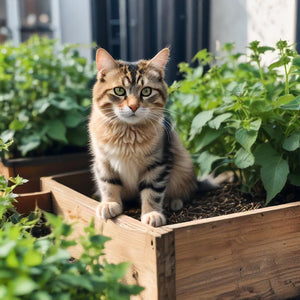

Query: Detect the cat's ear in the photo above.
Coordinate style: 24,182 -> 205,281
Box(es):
149,48 -> 170,71
96,48 -> 117,72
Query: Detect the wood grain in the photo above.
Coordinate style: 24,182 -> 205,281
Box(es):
41,173 -> 176,300
170,202 -> 300,299
41,170 -> 300,299
0,153 -> 90,193
15,191 -> 52,214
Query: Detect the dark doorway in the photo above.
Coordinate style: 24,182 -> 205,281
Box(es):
91,0 -> 210,84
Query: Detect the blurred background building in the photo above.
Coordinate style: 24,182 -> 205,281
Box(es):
0,0 -> 298,83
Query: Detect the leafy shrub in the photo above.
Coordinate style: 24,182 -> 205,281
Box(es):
0,142 -> 143,299
0,215 -> 143,300
0,36 -> 95,159
169,41 -> 300,204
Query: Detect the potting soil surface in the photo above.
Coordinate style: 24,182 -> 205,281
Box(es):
122,183 -> 300,225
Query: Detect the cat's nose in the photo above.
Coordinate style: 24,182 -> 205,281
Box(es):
128,104 -> 139,112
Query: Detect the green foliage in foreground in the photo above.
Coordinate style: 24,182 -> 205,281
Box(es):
0,143 -> 143,299
0,214 -> 143,300
0,36 -> 95,159
169,41 -> 300,204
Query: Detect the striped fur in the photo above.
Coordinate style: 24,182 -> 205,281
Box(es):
89,48 -> 197,227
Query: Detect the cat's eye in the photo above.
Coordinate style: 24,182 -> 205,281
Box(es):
114,87 -> 126,96
141,87 -> 152,97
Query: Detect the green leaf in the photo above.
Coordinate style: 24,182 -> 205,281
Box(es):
33,98 -> 51,114
90,235 -> 111,246
250,100 -> 271,113
292,56 -> 300,67
194,127 -> 222,152
6,251 -> 19,268
283,132 -> 300,151
226,82 -> 246,96
257,46 -> 275,54
19,134 -> 41,156
190,110 -> 214,139
43,248 -> 70,264
234,148 -> 255,169
269,57 -> 285,70
58,274 -> 94,291
235,128 -> 258,151
31,291 -> 52,300
50,97 -> 81,111
65,110 -> 84,128
66,126 -> 88,146
197,151 -> 225,176
24,249 -> 43,266
280,96 -> 300,110
0,130 -> 15,143
45,120 -> 67,143
289,173 -> 300,187
208,113 -> 232,130
104,262 -> 130,280
274,94 -> 294,107
0,241 -> 16,257
9,119 -> 26,130
249,119 -> 262,131
13,277 -> 38,295
254,143 -> 289,204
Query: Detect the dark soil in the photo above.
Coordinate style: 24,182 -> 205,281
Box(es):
31,214 -> 51,238
123,183 -> 300,225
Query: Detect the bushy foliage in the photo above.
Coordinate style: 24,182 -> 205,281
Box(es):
0,214 -> 143,300
0,141 -> 143,299
169,41 -> 300,204
0,36 -> 95,159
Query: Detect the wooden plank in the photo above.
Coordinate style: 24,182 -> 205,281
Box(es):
0,153 -> 90,193
48,170 -> 95,196
15,191 -> 52,214
41,175 -> 176,300
0,159 -> 13,178
171,203 -> 300,299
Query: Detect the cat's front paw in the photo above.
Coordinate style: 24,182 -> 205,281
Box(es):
141,211 -> 166,227
96,202 -> 122,221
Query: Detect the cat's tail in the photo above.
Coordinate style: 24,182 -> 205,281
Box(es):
197,171 -> 235,192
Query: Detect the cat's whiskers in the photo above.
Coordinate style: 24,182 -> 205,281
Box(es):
146,113 -> 173,140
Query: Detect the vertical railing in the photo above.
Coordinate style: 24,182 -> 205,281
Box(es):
91,0 -> 210,83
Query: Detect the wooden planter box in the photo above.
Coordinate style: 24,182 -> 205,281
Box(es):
14,191 -> 52,214
0,152 -> 89,193
40,170 -> 300,300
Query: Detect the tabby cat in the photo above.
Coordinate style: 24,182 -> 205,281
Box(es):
89,48 -> 200,227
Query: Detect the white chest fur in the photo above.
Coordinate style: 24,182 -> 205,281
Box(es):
109,156 -> 140,198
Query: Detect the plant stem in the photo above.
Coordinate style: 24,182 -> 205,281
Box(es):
284,63 -> 289,95
257,60 -> 265,84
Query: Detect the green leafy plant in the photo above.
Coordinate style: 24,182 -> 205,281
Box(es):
0,141 -> 143,299
0,214 -> 143,300
0,36 -> 95,159
0,138 -> 28,224
169,40 -> 300,204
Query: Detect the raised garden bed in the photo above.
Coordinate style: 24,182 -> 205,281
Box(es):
14,191 -> 52,214
39,170 -> 300,300
0,152 -> 89,193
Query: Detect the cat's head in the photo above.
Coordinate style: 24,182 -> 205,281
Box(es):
92,48 -> 169,125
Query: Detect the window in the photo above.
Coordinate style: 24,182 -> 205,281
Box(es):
19,0 -> 52,41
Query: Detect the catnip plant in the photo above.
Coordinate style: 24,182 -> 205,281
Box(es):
0,36 -> 95,159
169,41 -> 300,204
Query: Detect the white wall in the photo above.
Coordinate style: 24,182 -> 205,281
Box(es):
210,0 -> 297,65
59,0 -> 92,61
210,0 -> 248,54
